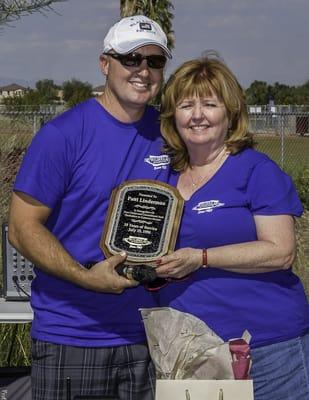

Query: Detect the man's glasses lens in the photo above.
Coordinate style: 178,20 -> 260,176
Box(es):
103,53 -> 167,69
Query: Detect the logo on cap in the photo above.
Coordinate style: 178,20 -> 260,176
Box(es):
139,22 -> 152,30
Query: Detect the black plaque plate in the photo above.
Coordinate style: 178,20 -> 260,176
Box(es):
101,180 -> 184,265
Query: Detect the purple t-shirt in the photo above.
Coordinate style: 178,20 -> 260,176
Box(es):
162,148 -> 308,348
14,98 -> 172,347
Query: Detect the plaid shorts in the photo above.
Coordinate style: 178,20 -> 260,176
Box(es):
31,339 -> 156,400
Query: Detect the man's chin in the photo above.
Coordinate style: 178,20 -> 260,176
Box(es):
129,95 -> 153,108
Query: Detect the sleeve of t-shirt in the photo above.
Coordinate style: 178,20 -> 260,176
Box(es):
14,122 -> 72,209
247,159 -> 303,217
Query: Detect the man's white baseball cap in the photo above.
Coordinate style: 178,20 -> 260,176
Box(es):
103,15 -> 172,58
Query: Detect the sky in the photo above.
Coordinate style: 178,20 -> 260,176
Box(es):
0,0 -> 308,89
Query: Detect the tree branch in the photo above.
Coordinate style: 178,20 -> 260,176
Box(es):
0,0 -> 65,26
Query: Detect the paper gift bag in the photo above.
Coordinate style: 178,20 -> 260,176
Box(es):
140,307 -> 251,380
155,379 -> 254,400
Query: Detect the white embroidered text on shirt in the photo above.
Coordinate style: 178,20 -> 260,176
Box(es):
144,155 -> 170,169
192,200 -> 225,214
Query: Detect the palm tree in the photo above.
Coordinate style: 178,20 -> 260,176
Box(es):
120,0 -> 174,50
0,0 -> 65,27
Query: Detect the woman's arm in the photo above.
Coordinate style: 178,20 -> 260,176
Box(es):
155,214 -> 297,278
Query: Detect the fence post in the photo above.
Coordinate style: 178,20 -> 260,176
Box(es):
33,113 -> 37,136
279,113 -> 284,169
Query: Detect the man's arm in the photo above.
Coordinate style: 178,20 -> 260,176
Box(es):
8,191 -> 138,293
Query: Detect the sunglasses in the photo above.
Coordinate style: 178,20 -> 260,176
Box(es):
103,52 -> 167,69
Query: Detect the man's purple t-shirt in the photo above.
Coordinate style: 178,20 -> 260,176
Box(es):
162,148 -> 309,348
14,98 -> 172,347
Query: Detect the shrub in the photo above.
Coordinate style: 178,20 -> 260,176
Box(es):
290,167 -> 309,210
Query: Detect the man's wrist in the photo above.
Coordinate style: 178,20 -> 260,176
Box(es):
73,261 -> 93,289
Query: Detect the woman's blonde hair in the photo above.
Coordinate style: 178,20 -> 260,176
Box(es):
160,51 -> 254,171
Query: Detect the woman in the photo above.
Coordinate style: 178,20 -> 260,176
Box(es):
155,52 -> 309,400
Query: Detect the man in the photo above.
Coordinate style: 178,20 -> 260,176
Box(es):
8,15 -> 172,400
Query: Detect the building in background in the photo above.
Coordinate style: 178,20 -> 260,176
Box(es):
92,85 -> 104,97
0,84 -> 27,102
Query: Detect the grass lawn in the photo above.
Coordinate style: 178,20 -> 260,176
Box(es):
254,134 -> 309,170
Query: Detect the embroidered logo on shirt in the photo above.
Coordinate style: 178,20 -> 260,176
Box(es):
144,155 -> 170,169
192,200 -> 225,214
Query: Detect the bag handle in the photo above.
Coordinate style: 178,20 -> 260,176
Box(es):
184,388 -> 224,399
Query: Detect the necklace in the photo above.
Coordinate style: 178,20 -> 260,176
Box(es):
189,146 -> 227,189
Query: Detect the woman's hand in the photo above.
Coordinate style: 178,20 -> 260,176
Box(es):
155,248 -> 203,279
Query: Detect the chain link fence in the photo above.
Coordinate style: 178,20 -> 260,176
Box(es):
0,105 -> 63,225
248,105 -> 309,170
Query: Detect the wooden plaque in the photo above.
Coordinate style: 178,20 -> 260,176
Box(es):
101,180 -> 184,266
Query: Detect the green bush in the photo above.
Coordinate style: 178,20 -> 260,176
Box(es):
290,167 -> 309,210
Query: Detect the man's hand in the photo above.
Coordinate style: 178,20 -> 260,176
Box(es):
9,192 -> 139,294
83,252 -> 139,293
